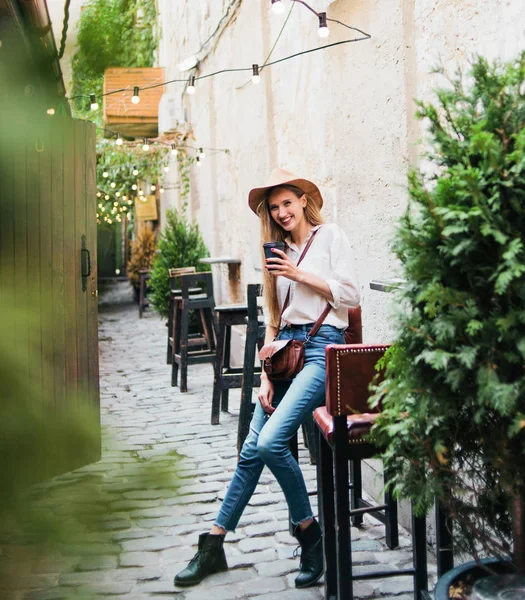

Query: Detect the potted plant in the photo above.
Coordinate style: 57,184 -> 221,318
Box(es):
371,52 -> 525,599
149,206 -> 210,319
127,223 -> 157,302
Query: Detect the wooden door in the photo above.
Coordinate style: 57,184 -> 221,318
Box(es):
0,116 -> 100,481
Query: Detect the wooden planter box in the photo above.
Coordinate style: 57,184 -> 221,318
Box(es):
103,67 -> 165,138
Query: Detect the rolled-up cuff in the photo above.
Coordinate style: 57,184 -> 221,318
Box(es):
326,279 -> 341,309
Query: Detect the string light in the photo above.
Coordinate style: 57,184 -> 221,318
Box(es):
151,184 -> 156,191
164,165 -> 170,172
138,189 -> 144,196
160,187 -> 165,194
187,76 -> 196,95
116,191 -> 121,197
132,184 -> 138,190
199,148 -> 206,159
318,12 -> 329,38
103,171 -> 109,178
47,108 -> 55,115
271,0 -> 285,14
142,138 -> 150,151
123,195 -> 128,201
196,156 -> 202,167
171,144 -> 177,155
96,192 -> 102,197
127,199 -> 133,205
110,182 -> 116,188
115,132 -> 123,145
105,194 -> 110,200
90,94 -> 99,110
132,166 -> 139,176
252,64 -> 261,84
131,86 -> 140,104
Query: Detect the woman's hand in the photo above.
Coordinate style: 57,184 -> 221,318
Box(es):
265,249 -> 302,282
258,374 -> 275,415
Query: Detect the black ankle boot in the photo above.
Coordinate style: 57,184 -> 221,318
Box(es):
293,519 -> 324,588
174,533 -> 228,587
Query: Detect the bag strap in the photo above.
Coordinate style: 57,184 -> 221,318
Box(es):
280,227 -> 321,318
279,227 -> 332,336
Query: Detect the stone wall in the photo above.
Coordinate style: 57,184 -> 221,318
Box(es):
156,0 -> 524,324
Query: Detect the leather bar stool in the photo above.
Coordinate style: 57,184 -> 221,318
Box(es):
211,303 -> 249,425
313,343 -> 428,600
172,272 -> 217,392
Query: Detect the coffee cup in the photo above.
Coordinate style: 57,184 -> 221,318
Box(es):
263,241 -> 286,262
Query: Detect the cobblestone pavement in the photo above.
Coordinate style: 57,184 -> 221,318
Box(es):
7,283 -> 436,600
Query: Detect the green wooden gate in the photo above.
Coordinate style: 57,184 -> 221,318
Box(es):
0,116 -> 101,480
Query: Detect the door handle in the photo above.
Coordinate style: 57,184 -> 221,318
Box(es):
81,235 -> 91,292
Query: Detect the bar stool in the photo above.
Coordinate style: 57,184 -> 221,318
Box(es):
313,343 -> 428,600
138,269 -> 151,318
172,272 -> 217,392
166,266 -> 196,365
211,304 -> 249,425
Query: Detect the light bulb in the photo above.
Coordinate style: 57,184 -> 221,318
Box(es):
252,64 -> 261,84
96,192 -> 102,197
101,206 -> 105,212
103,171 -> 109,178
131,86 -> 140,104
90,94 -> 99,111
105,194 -> 110,200
110,182 -> 116,188
138,189 -> 144,196
151,185 -> 156,191
127,199 -> 133,205
132,167 -> 138,176
196,156 -> 202,167
113,201 -> 118,207
171,144 -> 177,155
142,138 -> 149,151
318,12 -> 329,38
116,132 -> 123,145
199,147 -> 206,159
47,108 -> 55,115
123,195 -> 128,201
132,184 -> 137,191
116,192 -> 121,197
164,165 -> 169,172
187,76 -> 196,95
160,187 -> 165,194
271,0 -> 284,15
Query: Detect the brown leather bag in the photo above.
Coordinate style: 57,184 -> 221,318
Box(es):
258,228 -> 331,381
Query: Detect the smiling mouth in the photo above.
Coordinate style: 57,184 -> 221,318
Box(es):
281,217 -> 292,226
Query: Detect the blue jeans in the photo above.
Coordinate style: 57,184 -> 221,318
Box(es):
215,324 -> 344,531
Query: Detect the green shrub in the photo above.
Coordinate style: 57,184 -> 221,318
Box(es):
371,53 -> 525,561
149,207 -> 210,319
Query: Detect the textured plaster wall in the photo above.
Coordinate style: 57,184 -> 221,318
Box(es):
156,0 -> 525,336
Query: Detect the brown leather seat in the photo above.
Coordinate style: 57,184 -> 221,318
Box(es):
313,323 -> 429,599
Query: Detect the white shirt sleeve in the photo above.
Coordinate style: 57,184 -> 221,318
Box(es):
325,225 -> 360,309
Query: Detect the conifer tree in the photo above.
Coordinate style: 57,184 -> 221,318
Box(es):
372,53 -> 525,565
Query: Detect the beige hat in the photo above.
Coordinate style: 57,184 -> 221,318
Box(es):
248,168 -> 324,215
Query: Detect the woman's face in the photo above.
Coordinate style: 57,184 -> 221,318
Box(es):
268,188 -> 307,233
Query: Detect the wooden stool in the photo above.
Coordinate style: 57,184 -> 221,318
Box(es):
166,266 -> 196,365
138,269 -> 151,318
211,304 -> 249,425
172,272 -> 217,392
314,343 -> 428,600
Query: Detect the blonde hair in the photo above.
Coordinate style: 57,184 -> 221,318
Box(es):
256,184 -> 324,328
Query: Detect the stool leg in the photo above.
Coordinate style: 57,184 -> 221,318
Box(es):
238,324 -> 258,455
301,413 -> 318,465
171,303 -> 181,387
350,459 -> 363,528
211,317 -> 226,425
180,304 -> 189,393
411,507 -> 428,599
221,324 -> 231,412
333,417 -> 353,600
318,428 -> 337,599
139,279 -> 144,319
167,296 -> 173,364
384,468 -> 399,549
200,308 -> 216,351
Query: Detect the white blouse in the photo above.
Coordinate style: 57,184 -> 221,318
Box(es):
265,223 -> 361,330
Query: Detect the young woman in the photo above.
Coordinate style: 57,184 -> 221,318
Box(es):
174,168 -> 360,589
